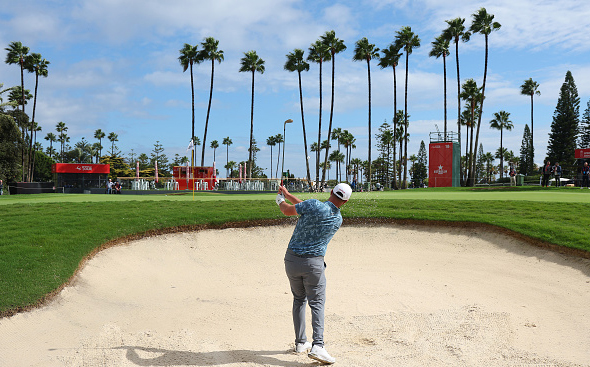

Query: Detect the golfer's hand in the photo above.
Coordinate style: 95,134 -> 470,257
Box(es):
276,193 -> 285,205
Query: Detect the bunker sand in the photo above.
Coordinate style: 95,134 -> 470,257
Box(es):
1,225 -> 589,366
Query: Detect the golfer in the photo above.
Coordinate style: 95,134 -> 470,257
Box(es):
276,183 -> 352,364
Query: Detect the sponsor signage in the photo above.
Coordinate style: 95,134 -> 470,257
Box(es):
429,143 -> 454,187
52,163 -> 110,174
575,148 -> 590,159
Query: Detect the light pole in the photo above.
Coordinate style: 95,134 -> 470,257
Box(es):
281,119 -> 293,186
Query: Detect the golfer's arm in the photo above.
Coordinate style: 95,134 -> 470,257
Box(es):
283,191 -> 302,205
279,202 -> 298,216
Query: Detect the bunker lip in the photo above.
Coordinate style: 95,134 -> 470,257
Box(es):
1,217 -> 588,319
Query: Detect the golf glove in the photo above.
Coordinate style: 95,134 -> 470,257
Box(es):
276,193 -> 285,205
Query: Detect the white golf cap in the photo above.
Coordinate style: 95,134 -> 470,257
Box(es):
333,183 -> 352,201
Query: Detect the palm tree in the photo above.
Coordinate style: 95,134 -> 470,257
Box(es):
44,132 -> 57,159
353,37 -> 380,191
199,37 -> 224,166
222,137 -> 232,177
469,8 -> 501,186
239,50 -> 265,179
429,35 -> 450,140
520,78 -> 540,157
266,136 -> 276,178
307,40 -> 331,188
443,17 -> 471,179
329,150 -> 345,181
378,44 -> 403,189
24,52 -> 49,181
210,139 -> 219,163
460,78 -> 482,183
341,130 -> 356,183
107,132 -> 118,156
274,134 -> 284,180
284,48 -> 312,186
225,161 -> 237,178
178,43 -> 201,166
331,127 -> 343,180
489,110 -> 513,180
394,26 -> 420,189
56,121 -> 68,162
94,129 -> 106,157
319,30 -> 347,186
4,41 -> 30,114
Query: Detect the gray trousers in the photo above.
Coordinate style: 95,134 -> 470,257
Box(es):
284,251 -> 326,347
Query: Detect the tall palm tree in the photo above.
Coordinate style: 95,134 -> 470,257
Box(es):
443,17 -> 471,182
24,52 -> 49,181
107,132 -> 118,156
469,8 -> 501,186
44,132 -> 57,159
266,135 -> 276,178
307,40 -> 331,188
341,130 -> 356,183
331,127 -> 343,181
429,35 -> 450,140
319,30 -> 346,187
460,78 -> 482,183
520,78 -> 540,158
56,121 -> 68,162
178,43 -> 200,166
199,37 -> 224,166
353,37 -> 380,191
94,129 -> 105,157
489,110 -> 513,180
4,41 -> 30,114
284,48 -> 312,186
394,26 -> 420,189
222,137 -> 232,177
239,50 -> 265,179
329,150 -> 345,181
274,134 -> 284,180
210,139 -> 219,163
378,43 -> 403,189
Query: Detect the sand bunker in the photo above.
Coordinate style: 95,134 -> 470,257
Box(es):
1,224 -> 589,367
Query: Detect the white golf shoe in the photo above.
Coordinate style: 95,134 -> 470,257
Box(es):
294,341 -> 312,353
308,344 -> 336,364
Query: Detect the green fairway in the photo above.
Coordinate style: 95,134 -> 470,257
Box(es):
1,187 -> 590,317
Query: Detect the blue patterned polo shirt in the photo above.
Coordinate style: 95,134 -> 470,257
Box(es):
287,199 -> 343,257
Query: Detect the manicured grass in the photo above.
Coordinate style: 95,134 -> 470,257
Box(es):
1,187 -> 589,316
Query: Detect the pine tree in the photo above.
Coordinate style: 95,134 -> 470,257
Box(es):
579,99 -> 590,148
519,124 -> 534,175
546,71 -> 580,164
413,140 -> 428,186
476,143 -> 485,182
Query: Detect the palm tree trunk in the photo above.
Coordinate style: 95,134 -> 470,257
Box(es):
28,72 -> 40,182
321,54 -> 336,186
298,71 -> 312,188
201,60 -> 215,166
249,70 -> 255,179
403,51 -> 409,189
316,62 -> 323,189
470,34 -> 489,186
367,59 -> 372,191
269,146 -> 273,178
392,67 -> 398,189
443,54 -> 448,140
530,93 -> 534,160
190,63 -> 195,167
454,38 -> 462,185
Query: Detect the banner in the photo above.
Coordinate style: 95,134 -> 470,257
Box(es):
52,163 -> 110,174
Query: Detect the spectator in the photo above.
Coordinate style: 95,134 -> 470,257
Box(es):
542,161 -> 552,187
582,162 -> 590,189
0,179 -> 3,195
509,166 -> 516,186
553,162 -> 562,187
106,178 -> 113,194
115,181 -> 121,194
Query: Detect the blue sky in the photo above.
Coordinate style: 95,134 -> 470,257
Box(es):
2,0 -> 590,179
